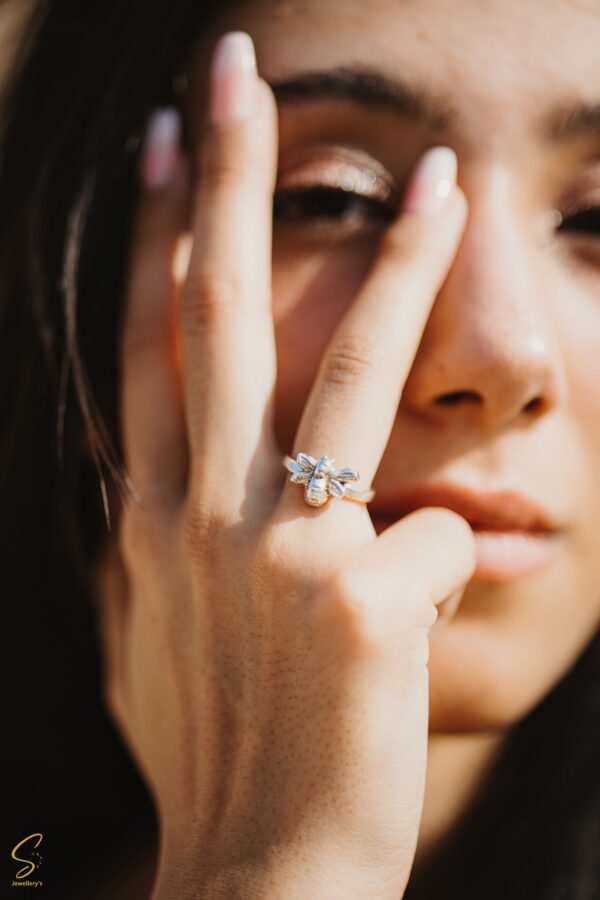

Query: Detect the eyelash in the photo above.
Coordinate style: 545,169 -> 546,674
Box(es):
273,185 -> 397,229
557,205 -> 600,238
273,184 -> 600,241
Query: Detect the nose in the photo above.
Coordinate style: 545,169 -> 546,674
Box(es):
401,166 -> 568,435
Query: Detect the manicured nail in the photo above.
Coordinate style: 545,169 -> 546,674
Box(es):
140,108 -> 181,190
402,146 -> 457,216
209,31 -> 258,127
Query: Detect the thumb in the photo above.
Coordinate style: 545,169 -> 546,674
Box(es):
332,505 -> 476,640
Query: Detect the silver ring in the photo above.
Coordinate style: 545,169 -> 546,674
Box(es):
283,453 -> 376,507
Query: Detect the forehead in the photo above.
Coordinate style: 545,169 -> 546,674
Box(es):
207,0 -> 600,147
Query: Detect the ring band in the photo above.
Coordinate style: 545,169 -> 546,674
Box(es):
283,453 -> 376,507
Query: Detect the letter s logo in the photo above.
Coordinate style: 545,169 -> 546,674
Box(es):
11,833 -> 43,880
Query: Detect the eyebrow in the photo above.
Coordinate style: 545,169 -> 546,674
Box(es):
543,101 -> 600,142
268,65 -> 600,144
268,66 -> 458,132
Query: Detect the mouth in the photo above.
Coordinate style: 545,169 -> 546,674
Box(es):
369,481 -> 565,583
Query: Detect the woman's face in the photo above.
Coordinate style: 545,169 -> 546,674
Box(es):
187,0 -> 600,732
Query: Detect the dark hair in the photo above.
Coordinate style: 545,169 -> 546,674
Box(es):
1,2 -> 599,897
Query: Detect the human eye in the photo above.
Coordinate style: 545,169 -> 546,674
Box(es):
273,144 -> 399,236
557,203 -> 600,238
274,185 -> 396,227
554,172 -> 600,267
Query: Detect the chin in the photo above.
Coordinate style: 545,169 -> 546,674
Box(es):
424,549 -> 598,734
425,608 -> 567,734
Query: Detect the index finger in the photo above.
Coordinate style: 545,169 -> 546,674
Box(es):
179,33 -> 279,503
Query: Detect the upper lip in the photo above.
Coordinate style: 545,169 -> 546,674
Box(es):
369,481 -> 562,533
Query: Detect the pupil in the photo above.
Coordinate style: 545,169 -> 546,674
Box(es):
560,208 -> 600,236
274,186 -> 392,223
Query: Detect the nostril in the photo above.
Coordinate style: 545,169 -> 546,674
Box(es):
435,390 -> 481,406
434,391 -> 547,416
523,396 -> 544,414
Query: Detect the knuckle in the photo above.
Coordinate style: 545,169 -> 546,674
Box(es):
118,502 -> 172,571
313,564 -> 438,660
201,133 -> 250,189
120,311 -> 168,359
202,154 -> 247,192
254,525 -> 308,589
181,268 -> 241,335
200,128 -> 265,190
322,334 -> 387,388
118,507 -> 147,566
180,497 -> 225,565
418,599 -> 439,632
312,567 -> 383,659
251,524 -> 298,597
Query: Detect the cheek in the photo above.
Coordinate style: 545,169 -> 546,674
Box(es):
270,233 -> 379,446
564,346 -> 600,628
566,344 -> 600,434
560,302 -> 600,526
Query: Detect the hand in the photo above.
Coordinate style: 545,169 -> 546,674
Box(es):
94,30 -> 476,900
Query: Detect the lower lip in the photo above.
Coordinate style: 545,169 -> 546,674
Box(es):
370,516 -> 563,582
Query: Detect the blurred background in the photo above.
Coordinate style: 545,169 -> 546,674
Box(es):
0,0 -> 32,82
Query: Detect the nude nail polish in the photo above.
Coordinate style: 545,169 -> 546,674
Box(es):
209,31 -> 258,127
402,146 -> 457,216
141,108 -> 181,190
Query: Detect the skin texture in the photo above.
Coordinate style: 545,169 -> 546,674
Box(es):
180,0 -> 600,861
96,0 -> 600,891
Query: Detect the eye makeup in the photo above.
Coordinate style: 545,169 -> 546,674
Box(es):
557,168 -> 600,238
273,141 -> 600,266
276,144 -> 399,203
274,143 -> 401,234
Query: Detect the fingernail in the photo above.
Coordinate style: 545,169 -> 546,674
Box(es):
209,31 -> 258,127
402,146 -> 457,216
140,108 -> 181,190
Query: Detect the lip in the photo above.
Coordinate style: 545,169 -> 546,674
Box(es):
369,482 -> 565,582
